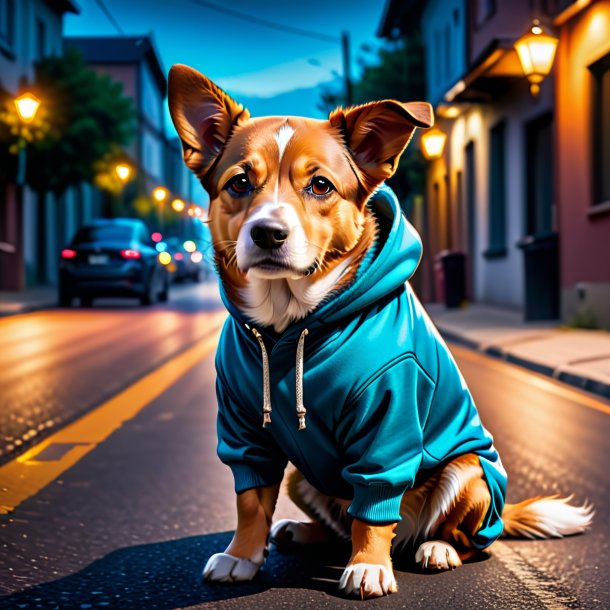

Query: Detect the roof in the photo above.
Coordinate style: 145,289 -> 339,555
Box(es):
64,36 -> 166,96
443,38 -> 524,104
377,0 -> 424,37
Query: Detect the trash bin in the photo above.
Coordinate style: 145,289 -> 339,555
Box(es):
434,251 -> 466,308
517,233 -> 559,321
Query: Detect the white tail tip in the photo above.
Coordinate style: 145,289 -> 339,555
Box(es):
502,495 -> 594,539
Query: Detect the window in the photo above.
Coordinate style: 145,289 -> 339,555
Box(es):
485,121 -> 507,258
525,113 -> 554,235
36,17 -> 46,60
0,0 -> 16,56
590,53 -> 610,205
472,0 -> 496,29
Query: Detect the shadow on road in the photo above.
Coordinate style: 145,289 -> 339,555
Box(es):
0,531 -> 360,609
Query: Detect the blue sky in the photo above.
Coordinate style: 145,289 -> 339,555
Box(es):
65,0 -> 388,130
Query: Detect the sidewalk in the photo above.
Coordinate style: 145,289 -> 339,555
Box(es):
426,302 -> 610,400
0,285 -> 58,317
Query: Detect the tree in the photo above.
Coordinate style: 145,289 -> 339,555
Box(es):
0,49 -> 135,195
318,36 -> 428,205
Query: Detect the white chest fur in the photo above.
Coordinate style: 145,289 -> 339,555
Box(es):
239,258 -> 352,332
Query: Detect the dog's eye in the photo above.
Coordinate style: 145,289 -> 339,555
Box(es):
308,176 -> 335,197
225,174 -> 252,198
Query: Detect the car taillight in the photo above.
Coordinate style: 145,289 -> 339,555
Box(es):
121,249 -> 142,259
61,249 -> 77,259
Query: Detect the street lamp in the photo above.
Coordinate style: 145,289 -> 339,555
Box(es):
152,186 -> 168,202
421,128 -> 447,160
171,198 -> 185,212
14,93 -> 40,123
514,20 -> 559,97
14,92 -> 41,186
115,163 -> 133,183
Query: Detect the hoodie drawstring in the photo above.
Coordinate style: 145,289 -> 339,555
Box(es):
295,329 -> 308,430
251,328 -> 272,427
250,327 -> 308,431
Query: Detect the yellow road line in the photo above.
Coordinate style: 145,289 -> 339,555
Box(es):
0,313 -> 225,515
451,343 -> 610,416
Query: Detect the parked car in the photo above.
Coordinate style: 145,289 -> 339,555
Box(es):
59,219 -> 170,307
165,236 -> 211,282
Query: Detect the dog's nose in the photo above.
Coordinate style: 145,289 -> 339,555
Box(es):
250,225 -> 289,250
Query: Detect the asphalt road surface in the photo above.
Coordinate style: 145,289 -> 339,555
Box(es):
0,282 -> 608,609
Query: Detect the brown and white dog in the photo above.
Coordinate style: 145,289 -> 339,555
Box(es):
168,64 -> 593,599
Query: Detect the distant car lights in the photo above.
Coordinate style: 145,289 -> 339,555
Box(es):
61,249 -> 77,259
120,249 -> 142,259
183,240 -> 196,253
155,241 -> 168,253
151,232 -> 163,243
158,252 -> 172,265
174,252 -> 184,261
191,251 -> 203,263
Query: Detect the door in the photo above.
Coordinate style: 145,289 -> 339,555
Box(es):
465,142 -> 476,300
520,112 -> 559,320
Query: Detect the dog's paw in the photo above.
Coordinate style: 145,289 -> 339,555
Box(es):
202,552 -> 261,583
338,563 -> 397,599
415,540 -> 462,571
270,519 -> 331,548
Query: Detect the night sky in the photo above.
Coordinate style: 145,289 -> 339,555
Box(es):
65,0 -> 387,131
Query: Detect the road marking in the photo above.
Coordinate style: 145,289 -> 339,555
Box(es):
0,313 -> 225,515
451,343 -> 610,416
493,542 -> 581,609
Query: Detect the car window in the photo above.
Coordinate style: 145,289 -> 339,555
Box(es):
73,225 -> 134,244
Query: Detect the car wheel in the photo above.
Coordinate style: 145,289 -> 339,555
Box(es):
140,275 -> 156,306
159,277 -> 169,302
58,290 -> 72,307
81,296 -> 93,307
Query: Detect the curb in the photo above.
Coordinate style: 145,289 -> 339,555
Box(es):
0,300 -> 58,318
438,327 -> 610,401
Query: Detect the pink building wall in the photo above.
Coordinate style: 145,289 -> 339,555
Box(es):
556,1 -> 610,326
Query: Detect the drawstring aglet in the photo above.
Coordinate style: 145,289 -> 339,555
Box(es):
296,406 -> 307,431
262,404 -> 272,427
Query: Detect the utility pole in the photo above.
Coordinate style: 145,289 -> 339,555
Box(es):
341,30 -> 352,106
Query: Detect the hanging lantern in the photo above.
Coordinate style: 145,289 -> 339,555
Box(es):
514,20 -> 559,97
421,129 -> 447,160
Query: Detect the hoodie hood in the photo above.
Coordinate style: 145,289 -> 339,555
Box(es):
219,184 -> 423,332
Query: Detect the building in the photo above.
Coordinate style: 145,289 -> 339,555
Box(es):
380,0 -> 610,329
1,26 -> 204,292
0,0 -> 79,290
554,0 -> 610,329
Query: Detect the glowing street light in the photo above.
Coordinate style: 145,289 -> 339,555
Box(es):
421,128 -> 447,160
152,186 -> 169,202
171,198 -> 185,212
14,93 -> 41,123
115,163 -> 133,183
514,20 -> 559,97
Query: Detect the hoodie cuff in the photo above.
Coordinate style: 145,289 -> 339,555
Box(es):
348,483 -> 407,524
231,463 -> 283,494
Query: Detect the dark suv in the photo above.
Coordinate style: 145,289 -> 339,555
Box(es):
59,219 -> 170,307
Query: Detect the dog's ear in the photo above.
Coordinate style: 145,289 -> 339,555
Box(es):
168,64 -> 250,181
329,100 -> 433,189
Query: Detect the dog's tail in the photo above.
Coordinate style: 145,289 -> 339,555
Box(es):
501,494 -> 594,539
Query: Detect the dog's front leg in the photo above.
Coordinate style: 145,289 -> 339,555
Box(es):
339,519 -> 398,598
203,483 -> 280,583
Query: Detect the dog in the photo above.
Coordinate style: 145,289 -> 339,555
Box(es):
168,64 -> 594,599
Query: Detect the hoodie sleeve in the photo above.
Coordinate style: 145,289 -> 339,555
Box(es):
216,377 -> 288,493
337,355 -> 435,524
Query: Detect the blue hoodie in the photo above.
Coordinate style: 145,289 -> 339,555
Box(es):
215,185 -> 506,550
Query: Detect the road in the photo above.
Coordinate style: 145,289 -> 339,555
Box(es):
0,282 -> 608,609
